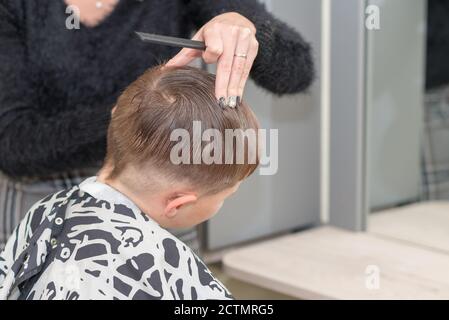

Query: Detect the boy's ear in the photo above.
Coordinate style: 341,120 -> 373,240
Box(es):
164,194 -> 197,219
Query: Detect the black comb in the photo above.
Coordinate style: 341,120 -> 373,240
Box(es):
135,32 -> 206,50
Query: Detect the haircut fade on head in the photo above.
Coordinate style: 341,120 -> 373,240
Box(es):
105,65 -> 260,194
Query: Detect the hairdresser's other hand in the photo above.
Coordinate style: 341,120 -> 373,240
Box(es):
166,12 -> 259,107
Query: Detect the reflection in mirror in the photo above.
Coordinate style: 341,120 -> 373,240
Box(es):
367,0 -> 449,253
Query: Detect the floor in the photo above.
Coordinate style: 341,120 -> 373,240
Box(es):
207,263 -> 295,299
220,202 -> 449,299
369,201 -> 449,253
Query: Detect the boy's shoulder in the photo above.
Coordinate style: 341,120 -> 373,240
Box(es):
64,189 -> 233,299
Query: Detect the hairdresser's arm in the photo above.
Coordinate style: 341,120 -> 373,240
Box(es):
0,3 -> 111,178
170,0 -> 315,97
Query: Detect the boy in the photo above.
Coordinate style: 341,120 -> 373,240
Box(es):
0,65 -> 259,300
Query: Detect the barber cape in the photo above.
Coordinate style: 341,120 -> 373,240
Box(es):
0,177 -> 233,300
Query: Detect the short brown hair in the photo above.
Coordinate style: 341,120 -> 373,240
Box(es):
105,65 -> 260,194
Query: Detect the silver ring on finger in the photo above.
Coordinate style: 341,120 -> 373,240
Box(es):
234,53 -> 248,59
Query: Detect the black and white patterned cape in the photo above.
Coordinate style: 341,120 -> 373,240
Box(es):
0,177 -> 233,300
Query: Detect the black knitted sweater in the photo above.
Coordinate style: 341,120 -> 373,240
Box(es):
0,0 -> 315,179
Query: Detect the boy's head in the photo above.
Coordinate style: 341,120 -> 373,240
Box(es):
101,65 -> 260,228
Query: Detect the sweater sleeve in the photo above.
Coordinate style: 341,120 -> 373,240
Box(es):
183,0 -> 315,95
0,2 -> 111,179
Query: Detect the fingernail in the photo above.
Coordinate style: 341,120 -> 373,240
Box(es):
236,96 -> 241,106
218,97 -> 226,108
228,96 -> 237,108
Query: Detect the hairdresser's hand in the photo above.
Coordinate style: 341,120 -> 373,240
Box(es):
166,12 -> 259,107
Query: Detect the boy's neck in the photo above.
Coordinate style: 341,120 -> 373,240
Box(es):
96,164 -> 165,225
